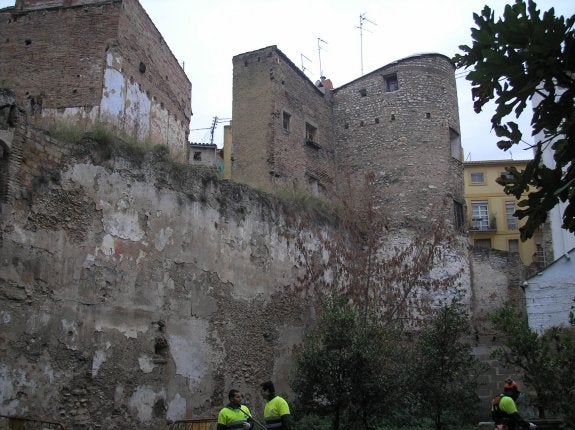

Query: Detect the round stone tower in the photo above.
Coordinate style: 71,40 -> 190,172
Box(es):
333,53 -> 464,229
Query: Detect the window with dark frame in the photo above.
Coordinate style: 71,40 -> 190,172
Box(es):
282,111 -> 291,132
453,200 -> 464,231
384,73 -> 398,92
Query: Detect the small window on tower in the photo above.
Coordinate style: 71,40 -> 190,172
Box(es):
282,111 -> 291,132
305,123 -> 317,143
384,73 -> 398,92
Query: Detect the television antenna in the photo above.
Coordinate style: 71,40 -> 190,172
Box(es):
301,53 -> 312,76
317,37 -> 328,78
356,13 -> 376,76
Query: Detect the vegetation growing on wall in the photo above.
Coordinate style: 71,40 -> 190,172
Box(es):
287,172 -> 477,430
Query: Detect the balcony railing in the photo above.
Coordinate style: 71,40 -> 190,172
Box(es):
469,216 -> 497,232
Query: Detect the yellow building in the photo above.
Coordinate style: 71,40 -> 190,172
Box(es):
464,159 -> 542,265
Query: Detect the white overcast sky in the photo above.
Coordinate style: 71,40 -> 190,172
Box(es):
1,0 -> 573,161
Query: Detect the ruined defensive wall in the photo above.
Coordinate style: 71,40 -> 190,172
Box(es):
0,0 -> 191,159
6,102 -> 530,428
0,97 -> 530,428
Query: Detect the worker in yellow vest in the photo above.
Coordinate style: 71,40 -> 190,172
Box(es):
260,381 -> 291,430
491,379 -> 535,430
217,389 -> 253,430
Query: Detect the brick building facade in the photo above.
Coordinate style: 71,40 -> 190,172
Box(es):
232,46 -> 464,228
0,0 -> 192,159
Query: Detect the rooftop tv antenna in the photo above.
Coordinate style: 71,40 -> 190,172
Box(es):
301,53 -> 312,76
317,37 -> 328,78
356,13 -> 376,76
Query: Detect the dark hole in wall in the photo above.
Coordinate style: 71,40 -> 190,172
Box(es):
139,62 -> 146,73
153,398 -> 166,417
154,337 -> 169,356
25,39 -> 31,45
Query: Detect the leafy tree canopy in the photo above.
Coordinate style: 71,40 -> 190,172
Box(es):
489,303 -> 575,425
453,0 -> 575,240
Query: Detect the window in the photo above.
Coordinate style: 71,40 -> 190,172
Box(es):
305,122 -> 318,145
508,239 -> 519,253
505,201 -> 517,230
535,244 -> 547,269
474,239 -> 492,249
282,111 -> 291,132
384,74 -> 398,92
193,151 -> 201,161
470,172 -> 484,184
450,128 -> 461,160
453,200 -> 464,231
500,170 -> 513,181
471,201 -> 490,230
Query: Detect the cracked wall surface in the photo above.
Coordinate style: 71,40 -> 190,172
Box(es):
0,117 -> 493,427
0,121 -> 316,429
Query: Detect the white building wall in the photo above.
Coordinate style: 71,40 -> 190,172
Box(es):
532,91 -> 575,259
525,248 -> 575,333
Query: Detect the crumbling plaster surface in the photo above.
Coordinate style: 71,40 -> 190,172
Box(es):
0,136 -> 313,428
100,48 -> 187,159
0,128 -> 473,428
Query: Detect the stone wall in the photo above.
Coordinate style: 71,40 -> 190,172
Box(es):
231,48 -> 464,229
0,120 -> 313,428
0,113 -> 473,428
333,53 -> 464,228
469,247 -> 528,419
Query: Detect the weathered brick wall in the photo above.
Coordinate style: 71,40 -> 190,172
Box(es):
0,0 -> 191,157
232,46 -> 335,194
333,54 -> 463,227
117,0 -> 192,148
0,1 -> 120,112
232,47 -> 275,189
